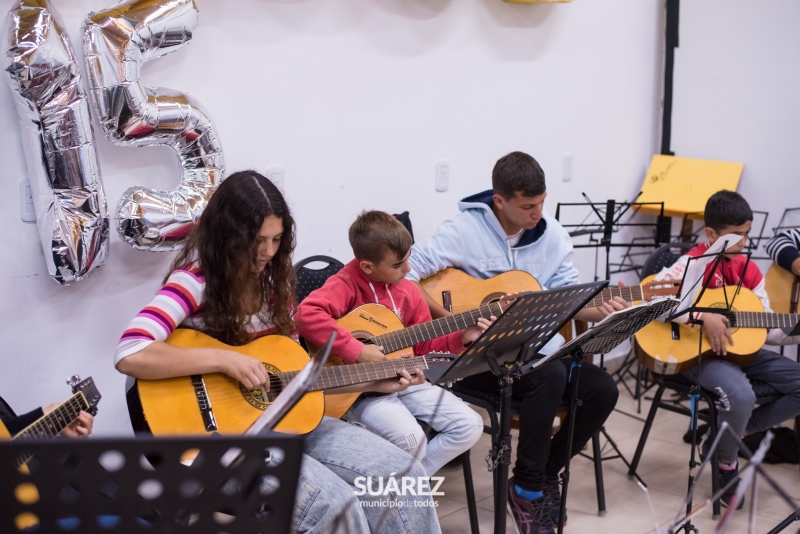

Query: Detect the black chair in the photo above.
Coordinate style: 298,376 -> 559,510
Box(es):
294,255 -> 345,304
294,254 -> 480,534
641,241 -> 696,279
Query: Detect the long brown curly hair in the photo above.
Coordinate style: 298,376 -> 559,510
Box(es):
166,170 -> 296,345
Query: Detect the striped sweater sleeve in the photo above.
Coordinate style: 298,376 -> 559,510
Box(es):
765,228 -> 800,272
114,270 -> 205,364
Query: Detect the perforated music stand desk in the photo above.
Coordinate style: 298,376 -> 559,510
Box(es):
0,433 -> 303,533
425,280 -> 609,386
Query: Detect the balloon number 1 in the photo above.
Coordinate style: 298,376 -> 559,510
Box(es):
3,0 -> 225,285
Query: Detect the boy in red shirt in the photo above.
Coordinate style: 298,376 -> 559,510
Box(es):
654,190 -> 800,509
297,211 -> 489,476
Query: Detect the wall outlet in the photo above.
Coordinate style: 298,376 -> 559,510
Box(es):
435,159 -> 449,192
266,165 -> 285,191
19,179 -> 35,222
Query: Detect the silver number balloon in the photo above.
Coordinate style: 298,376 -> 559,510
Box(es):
3,0 -> 110,285
83,0 -> 224,251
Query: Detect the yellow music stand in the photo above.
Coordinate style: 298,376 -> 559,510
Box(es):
636,155 -> 744,219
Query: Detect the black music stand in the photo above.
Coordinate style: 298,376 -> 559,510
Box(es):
660,236 -> 748,532
426,281 -> 609,534
535,297 -> 680,534
0,434 -> 303,534
556,194 -> 669,401
555,193 -> 668,279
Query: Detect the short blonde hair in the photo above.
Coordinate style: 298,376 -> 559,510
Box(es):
348,211 -> 412,263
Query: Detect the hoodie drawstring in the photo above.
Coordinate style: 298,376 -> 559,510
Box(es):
368,281 -> 401,318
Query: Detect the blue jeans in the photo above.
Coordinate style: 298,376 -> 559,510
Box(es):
293,417 -> 441,533
344,382 -> 483,475
683,348 -> 800,463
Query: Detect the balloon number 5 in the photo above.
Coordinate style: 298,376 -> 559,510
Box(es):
84,0 -> 224,251
2,0 -> 225,285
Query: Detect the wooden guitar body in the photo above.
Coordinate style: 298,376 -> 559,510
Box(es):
137,329 -> 324,436
635,287 -> 765,374
420,268 -> 541,313
765,263 -> 799,314
317,304 -> 411,419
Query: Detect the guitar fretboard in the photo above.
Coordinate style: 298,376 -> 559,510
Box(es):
371,300 -> 509,353
732,311 -> 800,330
273,354 -> 440,392
14,394 -> 88,442
13,393 -> 89,467
588,285 -> 645,308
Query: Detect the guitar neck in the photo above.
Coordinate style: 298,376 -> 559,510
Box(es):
371,300 -> 507,353
275,355 -> 436,392
14,393 -> 89,442
587,285 -> 644,308
732,311 -> 800,330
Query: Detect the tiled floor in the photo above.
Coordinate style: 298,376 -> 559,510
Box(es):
434,366 -> 800,533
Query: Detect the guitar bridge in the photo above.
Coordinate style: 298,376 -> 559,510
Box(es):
442,290 -> 453,313
671,322 -> 681,341
190,375 -> 218,432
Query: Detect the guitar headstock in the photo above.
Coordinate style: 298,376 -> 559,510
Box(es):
67,375 -> 102,416
640,279 -> 681,300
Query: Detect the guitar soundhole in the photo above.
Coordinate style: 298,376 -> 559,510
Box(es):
481,292 -> 508,307
708,303 -> 740,335
352,331 -> 375,344
239,362 -> 281,410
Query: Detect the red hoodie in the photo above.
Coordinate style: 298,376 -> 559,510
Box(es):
297,259 -> 466,364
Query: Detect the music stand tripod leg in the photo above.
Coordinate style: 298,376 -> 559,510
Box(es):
557,347 -> 584,534
485,354 -> 516,534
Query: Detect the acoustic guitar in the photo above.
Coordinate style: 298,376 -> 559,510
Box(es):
764,263 -> 800,314
135,329 -> 456,436
635,286 -> 800,375
2,376 -> 101,531
420,267 -> 680,312
309,295 -> 520,418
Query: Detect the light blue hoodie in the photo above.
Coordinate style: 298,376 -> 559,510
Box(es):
407,189 -> 580,355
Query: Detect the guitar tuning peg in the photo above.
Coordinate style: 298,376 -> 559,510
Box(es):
66,375 -> 81,386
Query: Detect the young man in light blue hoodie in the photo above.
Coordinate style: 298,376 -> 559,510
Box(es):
407,151 -> 625,534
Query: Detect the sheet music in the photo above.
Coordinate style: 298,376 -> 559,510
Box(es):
672,234 -> 743,318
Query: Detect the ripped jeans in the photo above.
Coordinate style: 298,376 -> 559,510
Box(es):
683,348 -> 800,463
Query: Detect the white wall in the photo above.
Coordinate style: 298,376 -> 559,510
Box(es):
672,0 -> 800,266
0,0 -> 665,435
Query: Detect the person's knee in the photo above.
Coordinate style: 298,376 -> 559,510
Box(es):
461,409 -> 485,446
524,362 -> 567,397
714,384 -> 755,414
401,428 -> 428,460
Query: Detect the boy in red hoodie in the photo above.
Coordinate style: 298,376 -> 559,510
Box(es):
297,211 -> 489,476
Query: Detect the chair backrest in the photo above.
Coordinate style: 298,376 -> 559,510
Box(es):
294,255 -> 345,303
641,241 -> 696,278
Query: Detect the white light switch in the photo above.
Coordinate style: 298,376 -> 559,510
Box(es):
562,153 -> 574,182
19,179 -> 35,222
435,160 -> 449,192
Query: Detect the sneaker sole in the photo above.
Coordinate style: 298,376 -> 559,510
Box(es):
507,502 -> 522,534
